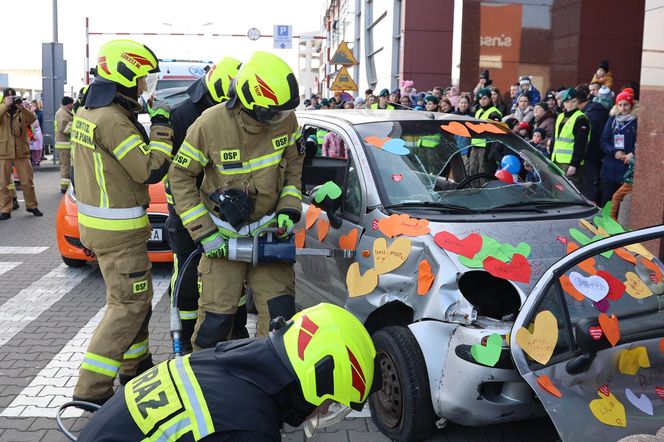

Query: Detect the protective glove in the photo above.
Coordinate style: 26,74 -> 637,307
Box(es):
148,98 -> 171,121
276,213 -> 295,239
200,231 -> 228,258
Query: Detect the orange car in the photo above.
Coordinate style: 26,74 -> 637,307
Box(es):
56,183 -> 173,267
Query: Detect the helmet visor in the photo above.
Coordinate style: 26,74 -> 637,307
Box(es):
303,402 -> 352,438
145,73 -> 159,98
254,107 -> 292,127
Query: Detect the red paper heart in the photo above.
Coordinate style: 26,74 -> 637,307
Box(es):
434,231 -> 483,259
371,219 -> 379,230
599,384 -> 610,397
596,270 -> 625,301
392,174 -> 403,182
557,235 -> 568,245
483,254 -> 531,284
656,386 -> 664,399
589,326 -> 603,341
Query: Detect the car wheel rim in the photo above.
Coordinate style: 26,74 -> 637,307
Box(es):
374,349 -> 402,428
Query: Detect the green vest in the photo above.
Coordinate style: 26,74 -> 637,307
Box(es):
417,133 -> 442,148
552,110 -> 590,165
471,106 -> 502,147
370,103 -> 395,110
316,129 -> 328,145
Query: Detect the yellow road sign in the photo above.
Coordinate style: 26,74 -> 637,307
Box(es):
330,41 -> 358,65
330,66 -> 358,91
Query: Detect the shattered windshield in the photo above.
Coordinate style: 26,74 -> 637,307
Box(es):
354,120 -> 586,212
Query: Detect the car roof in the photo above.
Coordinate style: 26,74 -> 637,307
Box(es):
295,109 -> 480,125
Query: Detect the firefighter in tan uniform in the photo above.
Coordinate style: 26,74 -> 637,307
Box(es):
54,96 -> 74,192
168,51 -> 303,350
71,39 -> 174,405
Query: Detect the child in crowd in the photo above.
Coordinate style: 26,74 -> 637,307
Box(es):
515,121 -> 531,140
530,128 -> 548,157
611,156 -> 635,220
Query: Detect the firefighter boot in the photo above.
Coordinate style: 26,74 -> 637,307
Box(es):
118,355 -> 154,385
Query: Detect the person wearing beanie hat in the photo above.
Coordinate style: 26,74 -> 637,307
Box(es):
576,83 -> 609,202
424,94 -> 439,112
544,91 -> 559,115
371,88 -> 395,110
593,85 -> 615,110
473,69 -> 493,97
467,86 -> 503,177
591,59 -> 614,88
533,100 -> 555,141
530,127 -> 549,157
516,120 -> 531,139
598,85 -> 638,207
319,98 -> 330,109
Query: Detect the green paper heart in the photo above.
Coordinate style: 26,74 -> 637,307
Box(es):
569,228 -> 613,259
315,181 -> 342,204
459,236 -> 531,268
593,202 -> 626,236
471,333 -> 502,367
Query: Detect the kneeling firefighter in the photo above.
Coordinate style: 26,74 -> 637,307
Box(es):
168,51 -> 303,350
71,39 -> 174,405
76,303 -> 379,441
164,57 -> 247,353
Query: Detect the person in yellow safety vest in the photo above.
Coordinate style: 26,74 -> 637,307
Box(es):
54,96 -> 74,193
371,89 -> 395,110
76,303 -> 379,442
316,127 -> 328,152
168,51 -> 303,350
468,88 -> 503,176
551,88 -> 590,190
71,39 -> 174,406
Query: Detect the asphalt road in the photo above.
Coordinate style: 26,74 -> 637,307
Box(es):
0,165 -> 559,441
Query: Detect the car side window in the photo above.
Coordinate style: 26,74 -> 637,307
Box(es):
341,155 -> 362,219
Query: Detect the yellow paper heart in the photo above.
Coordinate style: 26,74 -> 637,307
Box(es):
625,271 -> 654,299
373,237 -> 411,275
589,392 -> 627,427
515,310 -> 558,365
346,262 -> 378,297
618,346 -> 651,375
625,242 -> 655,260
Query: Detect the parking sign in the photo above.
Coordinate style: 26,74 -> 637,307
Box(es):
273,25 -> 292,49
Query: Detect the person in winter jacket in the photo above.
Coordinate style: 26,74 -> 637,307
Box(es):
591,59 -> 614,89
576,83 -> 609,202
599,91 -> 637,206
532,101 -> 555,141
504,94 -> 534,125
511,76 -> 540,112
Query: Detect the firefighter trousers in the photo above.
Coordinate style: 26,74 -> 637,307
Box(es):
0,158 -> 38,214
192,256 -> 295,351
73,242 -> 153,401
57,148 -> 71,190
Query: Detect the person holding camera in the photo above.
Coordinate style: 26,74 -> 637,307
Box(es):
0,88 -> 42,220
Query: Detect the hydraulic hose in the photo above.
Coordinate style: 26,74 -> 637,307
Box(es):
56,401 -> 101,441
171,246 -> 203,357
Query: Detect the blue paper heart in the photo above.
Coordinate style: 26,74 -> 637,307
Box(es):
382,138 -> 410,156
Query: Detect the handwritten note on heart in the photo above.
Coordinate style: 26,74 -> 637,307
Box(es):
305,206 -> 321,229
373,237 -> 411,275
569,272 -> 609,302
589,326 -> 603,340
589,392 -> 627,427
625,388 -> 653,416
339,228 -> 359,251
294,228 -> 305,248
625,272 -> 654,299
536,375 -> 562,398
378,214 -> 430,238
596,270 -> 625,301
515,310 -> 558,365
433,231 -> 482,259
317,218 -> 330,241
618,346 -> 651,375
598,313 -> 620,347
483,254 -> 531,283
561,274 -> 585,302
417,259 -> 434,296
346,263 -> 378,297
470,333 -> 502,367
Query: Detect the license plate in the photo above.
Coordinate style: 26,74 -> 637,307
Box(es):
149,228 -> 163,242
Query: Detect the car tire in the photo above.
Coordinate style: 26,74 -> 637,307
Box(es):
61,256 -> 87,267
369,326 -> 435,442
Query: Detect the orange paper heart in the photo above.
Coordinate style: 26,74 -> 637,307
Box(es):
339,228 -> 359,251
567,242 -> 597,274
536,375 -> 562,398
364,136 -> 390,148
614,247 -> 637,265
317,218 -> 330,241
417,259 -> 434,296
378,214 -> 430,238
294,228 -> 305,248
598,313 -> 620,347
660,338 -> 664,354
441,122 -> 471,137
465,122 -> 486,133
560,274 -> 585,301
305,206 -> 321,229
639,256 -> 663,283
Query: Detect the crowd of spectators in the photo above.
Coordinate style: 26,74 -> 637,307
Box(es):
304,59 -> 638,219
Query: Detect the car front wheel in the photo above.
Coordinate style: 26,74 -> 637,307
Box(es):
61,256 -> 87,267
369,326 -> 435,442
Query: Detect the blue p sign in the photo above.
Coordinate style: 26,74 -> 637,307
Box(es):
278,25 -> 289,36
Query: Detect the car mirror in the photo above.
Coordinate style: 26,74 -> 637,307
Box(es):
311,181 -> 344,229
566,317 -> 611,374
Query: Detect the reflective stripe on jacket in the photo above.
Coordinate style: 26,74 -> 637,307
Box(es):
471,106 -> 502,147
0,103 -> 37,159
552,110 -> 590,165
54,105 -> 73,149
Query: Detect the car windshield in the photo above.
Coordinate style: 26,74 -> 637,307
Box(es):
354,120 -> 586,212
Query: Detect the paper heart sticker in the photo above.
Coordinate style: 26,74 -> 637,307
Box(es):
305,206 -> 322,229
441,122 -> 471,137
373,237 -> 411,275
378,214 -> 430,238
294,228 -> 305,249
339,228 -> 359,251
639,256 -> 663,283
470,333 -> 502,367
515,310 -> 558,365
417,259 -> 434,296
475,121 -> 507,134
496,242 -> 532,261
317,218 -> 330,241
625,388 -> 653,415
625,242 -> 655,260
536,375 -> 562,398
635,257 -> 664,295
560,274 -> 585,302
346,263 -> 378,298
614,247 -> 637,265
382,138 -> 410,155
364,136 -> 390,148
465,122 -> 487,134
599,384 -> 610,396
567,242 -> 598,274
483,254 -> 531,283
589,326 -> 603,341
598,313 -> 620,347
433,231 -> 482,259
595,202 -> 626,235
618,346 -> 651,375
589,392 -> 627,427
625,272 -> 654,299
656,386 -> 664,399
570,228 -> 613,259
593,298 -> 610,313
596,270 -> 625,301
569,271 -> 609,302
